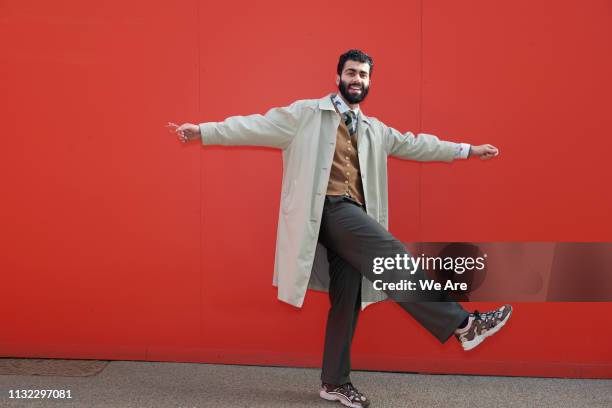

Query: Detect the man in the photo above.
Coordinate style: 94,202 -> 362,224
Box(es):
168,49 -> 512,408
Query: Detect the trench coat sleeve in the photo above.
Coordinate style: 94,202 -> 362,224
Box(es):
383,123 -> 458,162
198,101 -> 302,150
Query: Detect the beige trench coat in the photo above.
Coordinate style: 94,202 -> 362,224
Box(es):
199,94 -> 460,310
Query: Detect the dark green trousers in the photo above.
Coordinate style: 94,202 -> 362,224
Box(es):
318,195 -> 469,385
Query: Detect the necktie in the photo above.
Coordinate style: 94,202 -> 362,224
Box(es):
344,111 -> 357,136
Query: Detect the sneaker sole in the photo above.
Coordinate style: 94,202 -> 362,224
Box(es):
462,306 -> 513,351
320,389 -> 369,408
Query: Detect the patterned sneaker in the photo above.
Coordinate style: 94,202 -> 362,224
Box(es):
455,304 -> 513,351
319,382 -> 370,408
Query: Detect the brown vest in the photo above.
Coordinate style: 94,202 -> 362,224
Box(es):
325,113 -> 365,205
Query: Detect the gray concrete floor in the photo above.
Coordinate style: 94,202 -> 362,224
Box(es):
0,361 -> 611,408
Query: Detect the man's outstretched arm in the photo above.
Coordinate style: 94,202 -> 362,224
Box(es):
382,124 -> 499,161
167,101 -> 303,150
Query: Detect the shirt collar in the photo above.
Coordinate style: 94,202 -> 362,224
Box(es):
318,94 -> 370,124
331,93 -> 360,116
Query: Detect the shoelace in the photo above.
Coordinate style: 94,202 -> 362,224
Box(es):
471,309 -> 503,330
473,308 -> 504,320
340,383 -> 365,401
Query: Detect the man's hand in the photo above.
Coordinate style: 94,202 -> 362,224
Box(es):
469,144 -> 499,160
166,122 -> 201,144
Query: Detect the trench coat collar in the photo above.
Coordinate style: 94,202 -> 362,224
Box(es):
318,94 -> 371,124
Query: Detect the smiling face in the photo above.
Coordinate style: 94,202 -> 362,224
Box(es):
336,59 -> 371,105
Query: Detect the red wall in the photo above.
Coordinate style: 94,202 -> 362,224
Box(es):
1,0 -> 611,378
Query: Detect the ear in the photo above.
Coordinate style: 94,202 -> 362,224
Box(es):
335,75 -> 340,86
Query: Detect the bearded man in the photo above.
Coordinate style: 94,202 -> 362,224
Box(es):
168,49 -> 511,408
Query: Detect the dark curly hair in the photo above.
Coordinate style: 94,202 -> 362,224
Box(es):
337,49 -> 374,77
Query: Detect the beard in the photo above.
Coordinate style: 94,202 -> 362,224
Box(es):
338,79 -> 369,104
